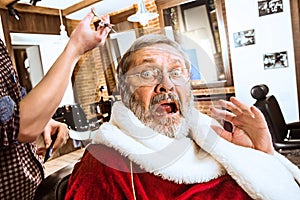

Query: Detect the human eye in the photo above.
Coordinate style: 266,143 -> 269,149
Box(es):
169,68 -> 183,78
140,69 -> 155,80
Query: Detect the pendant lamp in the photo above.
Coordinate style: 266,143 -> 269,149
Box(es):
127,0 -> 159,26
59,9 -> 69,40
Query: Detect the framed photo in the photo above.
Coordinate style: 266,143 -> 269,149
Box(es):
233,29 -> 255,48
263,51 -> 288,69
258,0 -> 283,17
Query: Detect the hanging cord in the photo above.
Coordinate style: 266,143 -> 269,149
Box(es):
130,160 -> 137,200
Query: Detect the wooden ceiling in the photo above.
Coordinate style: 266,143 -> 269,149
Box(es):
0,0 -> 101,17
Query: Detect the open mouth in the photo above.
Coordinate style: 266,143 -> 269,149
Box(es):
153,99 -> 179,117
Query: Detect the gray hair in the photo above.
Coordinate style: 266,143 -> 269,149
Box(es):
116,34 -> 191,89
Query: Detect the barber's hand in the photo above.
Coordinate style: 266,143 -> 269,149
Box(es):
37,119 -> 69,156
210,97 -> 274,154
67,10 -> 111,56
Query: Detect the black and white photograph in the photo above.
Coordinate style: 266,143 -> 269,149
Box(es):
263,51 -> 288,69
233,29 -> 255,48
258,0 -> 283,17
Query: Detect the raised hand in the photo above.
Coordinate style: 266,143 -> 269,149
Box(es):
210,97 -> 274,154
67,10 -> 111,56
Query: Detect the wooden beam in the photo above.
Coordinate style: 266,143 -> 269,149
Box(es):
0,0 -> 17,9
14,3 -> 59,15
0,9 -> 15,66
110,7 -> 136,24
7,12 -> 61,34
0,2 -> 60,16
290,0 -> 300,118
0,0 -> 101,17
63,0 -> 101,16
0,1 -> 60,15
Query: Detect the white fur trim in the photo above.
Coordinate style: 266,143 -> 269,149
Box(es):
93,101 -> 300,199
189,108 -> 300,200
274,152 -> 300,185
93,101 -> 226,183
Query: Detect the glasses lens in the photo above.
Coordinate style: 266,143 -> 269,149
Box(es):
126,66 -> 160,86
126,66 -> 189,86
169,68 -> 190,85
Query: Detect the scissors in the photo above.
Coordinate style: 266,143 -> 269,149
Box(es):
91,9 -> 117,33
44,134 -> 57,162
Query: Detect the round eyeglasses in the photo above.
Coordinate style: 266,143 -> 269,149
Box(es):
125,65 -> 190,87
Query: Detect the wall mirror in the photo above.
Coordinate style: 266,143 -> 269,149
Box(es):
157,0 -> 232,89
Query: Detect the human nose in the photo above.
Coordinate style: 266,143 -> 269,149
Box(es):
154,72 -> 175,93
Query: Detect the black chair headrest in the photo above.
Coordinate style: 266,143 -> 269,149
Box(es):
251,84 -> 269,100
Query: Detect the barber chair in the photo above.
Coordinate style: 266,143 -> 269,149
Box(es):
53,104 -> 101,143
34,163 -> 73,200
251,84 -> 300,150
89,100 -> 112,123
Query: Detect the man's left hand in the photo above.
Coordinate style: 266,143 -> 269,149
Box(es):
210,97 -> 274,154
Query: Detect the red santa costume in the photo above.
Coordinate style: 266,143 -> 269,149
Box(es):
65,102 -> 300,200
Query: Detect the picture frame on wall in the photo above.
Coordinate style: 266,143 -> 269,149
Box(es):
233,29 -> 255,48
258,0 -> 283,17
263,51 -> 288,70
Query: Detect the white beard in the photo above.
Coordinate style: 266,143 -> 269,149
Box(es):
141,115 -> 189,139
126,92 -> 194,138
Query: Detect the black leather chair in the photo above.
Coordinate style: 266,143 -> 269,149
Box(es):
251,84 -> 300,150
53,104 -> 100,132
34,163 -> 74,200
53,104 -> 102,145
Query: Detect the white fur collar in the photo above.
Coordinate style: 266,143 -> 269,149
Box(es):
93,101 -> 300,199
93,101 -> 226,183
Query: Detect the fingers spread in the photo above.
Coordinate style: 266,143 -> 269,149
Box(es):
250,105 -> 265,121
230,97 -> 250,112
211,125 -> 232,142
210,107 -> 236,124
217,99 -> 241,115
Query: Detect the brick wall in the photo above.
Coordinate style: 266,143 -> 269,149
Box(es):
66,20 -> 110,119
144,0 -> 161,31
193,86 -> 235,116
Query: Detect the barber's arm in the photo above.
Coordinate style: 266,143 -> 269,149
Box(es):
210,96 -> 275,154
18,12 -> 111,142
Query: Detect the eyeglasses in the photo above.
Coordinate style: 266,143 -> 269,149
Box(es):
125,65 -> 190,87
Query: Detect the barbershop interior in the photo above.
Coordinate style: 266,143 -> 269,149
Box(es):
1,0 -> 300,199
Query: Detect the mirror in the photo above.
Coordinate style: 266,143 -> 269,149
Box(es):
157,0 -> 232,89
10,32 -> 75,106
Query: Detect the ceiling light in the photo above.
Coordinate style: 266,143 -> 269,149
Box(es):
127,0 -> 158,26
59,9 -> 69,41
7,5 -> 20,20
29,0 -> 41,6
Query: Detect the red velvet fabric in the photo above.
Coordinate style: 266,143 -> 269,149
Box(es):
65,144 -> 252,200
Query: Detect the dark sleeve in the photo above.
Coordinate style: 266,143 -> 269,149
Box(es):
0,96 -> 20,146
0,39 -> 23,146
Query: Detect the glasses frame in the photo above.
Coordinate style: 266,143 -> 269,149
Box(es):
125,66 -> 191,87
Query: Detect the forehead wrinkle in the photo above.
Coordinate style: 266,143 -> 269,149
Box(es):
140,52 -> 184,65
130,45 -> 185,71
169,57 -> 184,65
141,58 -> 156,64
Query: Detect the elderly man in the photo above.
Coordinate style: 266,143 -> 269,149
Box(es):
65,34 -> 300,200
